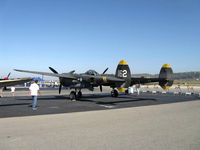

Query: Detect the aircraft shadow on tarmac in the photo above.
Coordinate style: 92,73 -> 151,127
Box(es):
2,93 -> 199,108
78,95 -> 157,106
0,93 -> 199,119
12,94 -> 158,106
0,103 -> 30,107
15,96 -> 69,101
15,94 -> 146,101
68,93 -> 199,106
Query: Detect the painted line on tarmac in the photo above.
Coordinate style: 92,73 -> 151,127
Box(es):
49,106 -> 60,109
99,105 -> 115,109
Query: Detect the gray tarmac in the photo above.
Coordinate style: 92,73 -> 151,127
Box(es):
0,88 -> 200,150
0,88 -> 199,118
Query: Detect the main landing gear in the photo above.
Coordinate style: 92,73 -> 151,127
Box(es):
69,89 -> 119,100
69,90 -> 82,101
111,89 -> 118,97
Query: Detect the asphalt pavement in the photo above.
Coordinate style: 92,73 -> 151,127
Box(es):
0,100 -> 200,150
0,88 -> 199,118
0,88 -> 200,150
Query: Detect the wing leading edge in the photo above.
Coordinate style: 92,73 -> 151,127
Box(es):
14,69 -> 76,79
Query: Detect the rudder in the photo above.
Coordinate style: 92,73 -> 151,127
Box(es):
115,60 -> 131,90
159,64 -> 174,90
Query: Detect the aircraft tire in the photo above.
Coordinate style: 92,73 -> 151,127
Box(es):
69,91 -> 76,100
111,89 -> 118,97
77,91 -> 82,99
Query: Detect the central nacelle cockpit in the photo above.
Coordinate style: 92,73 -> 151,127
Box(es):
85,70 -> 99,76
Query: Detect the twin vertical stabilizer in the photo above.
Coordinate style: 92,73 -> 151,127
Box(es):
115,60 -> 131,91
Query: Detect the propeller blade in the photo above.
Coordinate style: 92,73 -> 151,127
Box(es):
69,70 -> 75,74
7,72 -> 11,78
102,68 -> 108,74
100,85 -> 102,92
59,84 -> 62,94
49,67 -> 58,74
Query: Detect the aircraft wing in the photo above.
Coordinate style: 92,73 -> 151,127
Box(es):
131,77 -> 166,85
87,75 -> 125,87
0,78 -> 32,87
89,75 -> 125,82
14,69 -> 76,79
104,76 -> 125,83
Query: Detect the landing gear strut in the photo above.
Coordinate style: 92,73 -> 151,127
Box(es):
77,91 -> 82,99
111,89 -> 118,97
69,91 -> 76,100
69,90 -> 82,101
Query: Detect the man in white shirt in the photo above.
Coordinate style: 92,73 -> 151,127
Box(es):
135,84 -> 141,96
29,80 -> 40,110
11,87 -> 15,96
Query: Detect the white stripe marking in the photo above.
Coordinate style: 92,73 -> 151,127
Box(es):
49,106 -> 59,109
99,105 -> 115,109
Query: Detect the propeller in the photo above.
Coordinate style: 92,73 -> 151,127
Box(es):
4,72 -> 11,80
69,70 -> 75,74
49,67 -> 58,74
100,85 -> 103,92
49,67 -> 62,94
102,68 -> 108,74
99,68 -> 108,92
7,72 -> 11,78
59,84 -> 62,94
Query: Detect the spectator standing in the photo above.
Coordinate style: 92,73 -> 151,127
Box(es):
135,84 -> 141,95
29,80 -> 40,110
11,87 -> 15,96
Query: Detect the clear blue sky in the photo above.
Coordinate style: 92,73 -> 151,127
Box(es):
0,0 -> 200,78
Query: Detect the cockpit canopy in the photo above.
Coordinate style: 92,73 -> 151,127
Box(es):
85,70 -> 99,76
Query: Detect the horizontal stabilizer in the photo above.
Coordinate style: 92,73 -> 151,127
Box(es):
130,64 -> 174,90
